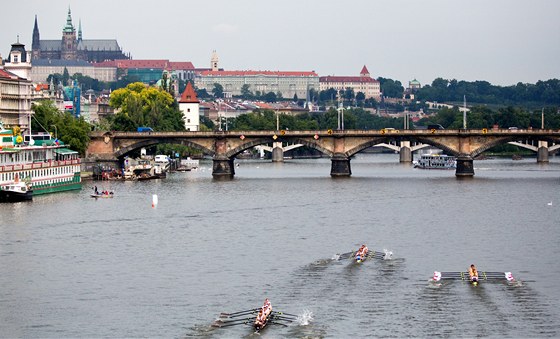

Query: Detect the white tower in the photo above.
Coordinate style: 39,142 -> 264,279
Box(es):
179,82 -> 200,131
211,50 -> 219,71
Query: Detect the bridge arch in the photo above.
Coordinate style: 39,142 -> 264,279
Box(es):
413,137 -> 460,156
225,137 -> 334,159
345,137 -> 393,157
114,138 -> 215,159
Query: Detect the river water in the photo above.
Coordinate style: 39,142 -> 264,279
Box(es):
1,154 -> 559,338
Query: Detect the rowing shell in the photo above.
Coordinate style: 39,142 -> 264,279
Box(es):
213,309 -> 297,332
432,271 -> 515,282
337,250 -> 392,261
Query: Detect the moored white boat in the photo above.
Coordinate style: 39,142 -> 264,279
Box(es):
0,176 -> 33,202
413,154 -> 456,169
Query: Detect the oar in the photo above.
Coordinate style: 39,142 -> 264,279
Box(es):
273,311 -> 298,318
336,251 -> 355,260
212,318 -> 253,328
271,316 -> 295,322
367,251 -> 385,259
220,308 -> 260,318
269,321 -> 289,327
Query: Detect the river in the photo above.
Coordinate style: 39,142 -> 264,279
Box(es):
1,154 -> 559,338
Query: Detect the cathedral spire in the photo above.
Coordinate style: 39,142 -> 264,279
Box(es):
32,15 -> 40,50
78,19 -> 82,41
63,6 -> 74,33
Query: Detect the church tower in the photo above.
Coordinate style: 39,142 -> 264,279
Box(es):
78,19 -> 83,42
61,7 -> 77,60
211,50 -> 219,71
32,15 -> 41,59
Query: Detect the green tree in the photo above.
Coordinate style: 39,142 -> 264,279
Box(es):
62,67 -> 70,86
344,87 -> 355,102
263,92 -> 277,103
31,100 -> 91,155
212,83 -> 224,98
240,84 -> 253,99
107,82 -> 184,131
378,77 -> 404,98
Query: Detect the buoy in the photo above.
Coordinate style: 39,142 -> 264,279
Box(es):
152,194 -> 158,208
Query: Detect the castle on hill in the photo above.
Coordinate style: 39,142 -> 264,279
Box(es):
32,7 -> 129,63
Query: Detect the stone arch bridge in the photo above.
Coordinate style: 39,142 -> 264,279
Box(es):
86,129 -> 560,178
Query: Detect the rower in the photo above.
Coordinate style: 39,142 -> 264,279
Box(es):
468,264 -> 479,282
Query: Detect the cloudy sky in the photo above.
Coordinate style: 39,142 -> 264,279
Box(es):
3,0 -> 559,86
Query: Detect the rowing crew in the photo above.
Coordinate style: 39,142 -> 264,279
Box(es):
254,298 -> 272,331
215,300 -> 299,333
432,265 -> 516,284
335,244 -> 393,262
355,244 -> 369,263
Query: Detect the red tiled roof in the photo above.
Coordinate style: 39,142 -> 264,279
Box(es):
360,65 -> 370,75
319,76 -> 379,83
179,82 -> 199,103
93,59 -> 194,70
168,62 -> 195,70
0,69 -> 19,79
35,83 -> 49,91
200,70 -> 318,77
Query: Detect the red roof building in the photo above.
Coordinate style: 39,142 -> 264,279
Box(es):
195,69 -> 319,99
319,66 -> 381,100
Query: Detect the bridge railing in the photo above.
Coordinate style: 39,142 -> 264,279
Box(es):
91,128 -> 560,138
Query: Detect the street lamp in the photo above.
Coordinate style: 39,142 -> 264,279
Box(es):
51,125 -> 57,139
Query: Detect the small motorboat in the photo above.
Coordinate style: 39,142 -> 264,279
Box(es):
0,180 -> 33,202
90,191 -> 114,198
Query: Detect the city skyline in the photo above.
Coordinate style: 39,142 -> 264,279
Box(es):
2,0 -> 559,87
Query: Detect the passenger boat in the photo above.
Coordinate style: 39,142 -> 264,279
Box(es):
0,123 -> 81,196
413,154 -> 456,169
0,175 -> 33,202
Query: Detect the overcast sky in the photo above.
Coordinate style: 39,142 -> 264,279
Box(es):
3,0 -> 559,86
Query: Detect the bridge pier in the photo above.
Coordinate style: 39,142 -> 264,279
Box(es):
399,141 -> 412,163
537,141 -> 549,162
455,156 -> 474,177
537,147 -> 549,162
212,156 -> 235,179
272,142 -> 284,162
330,154 -> 351,177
